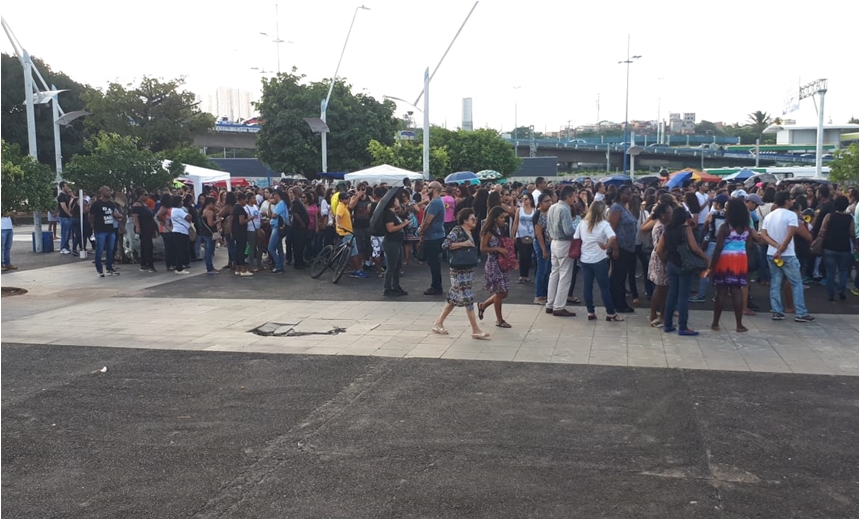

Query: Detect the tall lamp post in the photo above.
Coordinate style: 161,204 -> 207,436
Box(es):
618,34 -> 641,179
513,85 -> 521,157
319,5 -> 370,173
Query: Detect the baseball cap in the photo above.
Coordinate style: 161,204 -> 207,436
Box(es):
745,194 -> 764,206
338,191 -> 350,200
713,194 -> 729,204
730,189 -> 748,199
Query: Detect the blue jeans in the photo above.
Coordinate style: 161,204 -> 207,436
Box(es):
268,228 -> 284,271
94,231 -> 116,274
823,250 -> 852,300
767,255 -> 807,316
225,236 -> 236,265
59,216 -> 73,250
581,258 -> 615,315
757,244 -> 770,282
534,240 -> 551,298
2,228 -> 12,266
665,262 -> 694,331
203,235 -> 216,272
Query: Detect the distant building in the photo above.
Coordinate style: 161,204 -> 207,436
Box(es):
205,87 -> 258,123
766,123 -> 860,146
462,98 -> 473,131
669,112 -> 696,133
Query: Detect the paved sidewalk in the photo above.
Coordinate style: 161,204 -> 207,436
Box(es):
2,262 -> 857,376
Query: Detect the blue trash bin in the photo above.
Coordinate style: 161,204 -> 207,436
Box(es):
32,231 -> 55,253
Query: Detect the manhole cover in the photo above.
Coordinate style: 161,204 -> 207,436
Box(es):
250,321 -> 347,337
1,287 -> 28,297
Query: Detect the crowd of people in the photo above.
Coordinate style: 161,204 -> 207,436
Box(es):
6,174 -> 856,339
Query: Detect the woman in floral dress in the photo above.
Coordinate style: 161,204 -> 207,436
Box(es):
433,208 -> 489,339
645,202 -> 673,327
478,206 -> 512,328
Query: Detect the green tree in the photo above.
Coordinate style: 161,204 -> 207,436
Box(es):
1,53 -> 94,168
256,70 -> 399,178
81,76 -> 215,153
159,146 -> 220,170
1,139 -> 57,213
366,140 -> 450,178
443,129 -> 521,175
65,132 -> 172,194
747,110 -> 772,139
828,143 -> 858,185
694,120 -> 724,135
849,117 -> 858,124
507,126 -> 545,140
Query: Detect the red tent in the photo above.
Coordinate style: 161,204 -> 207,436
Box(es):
207,177 -> 250,188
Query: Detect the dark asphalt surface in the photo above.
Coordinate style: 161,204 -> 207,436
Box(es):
2,343 -> 857,518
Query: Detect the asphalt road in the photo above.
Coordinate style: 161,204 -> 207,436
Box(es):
2,343 -> 857,518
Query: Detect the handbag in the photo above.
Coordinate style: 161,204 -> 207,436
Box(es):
677,226 -> 707,274
519,236 -> 534,246
497,236 -> 519,272
188,225 -> 197,242
568,238 -> 582,260
448,243 -> 478,268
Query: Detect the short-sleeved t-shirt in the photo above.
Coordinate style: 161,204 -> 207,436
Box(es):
57,193 -> 74,217
171,207 -> 191,235
695,192 -> 710,225
762,207 -> 799,257
424,197 -> 446,240
336,202 -> 353,236
574,219 -> 616,265
89,200 -> 118,233
132,203 -> 156,234
383,209 -> 404,242
231,204 -> 248,238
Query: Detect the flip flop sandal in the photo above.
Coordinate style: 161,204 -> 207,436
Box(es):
495,320 -> 512,328
431,325 -> 449,335
478,303 -> 486,320
471,332 -> 490,339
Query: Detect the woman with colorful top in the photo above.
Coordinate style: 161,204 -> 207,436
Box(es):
709,198 -> 762,332
644,203 -> 673,327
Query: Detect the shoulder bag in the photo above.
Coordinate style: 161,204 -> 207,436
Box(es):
677,225 -> 707,274
448,228 -> 478,268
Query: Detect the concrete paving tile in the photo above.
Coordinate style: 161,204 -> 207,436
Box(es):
475,351 -> 517,362
627,356 -> 669,368
440,350 -> 481,360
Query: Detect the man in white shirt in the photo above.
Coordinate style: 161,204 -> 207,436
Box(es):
531,177 -> 547,206
1,212 -> 17,271
760,191 -> 815,323
695,181 -> 710,241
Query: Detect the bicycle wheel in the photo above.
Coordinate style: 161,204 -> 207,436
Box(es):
332,246 -> 351,284
310,245 -> 334,279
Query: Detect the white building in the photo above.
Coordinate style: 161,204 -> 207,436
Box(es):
766,123 -> 860,146
204,87 -> 258,123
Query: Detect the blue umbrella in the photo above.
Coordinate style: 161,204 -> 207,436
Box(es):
665,171 -> 692,190
599,175 -> 631,188
723,168 -> 756,181
445,171 -> 478,184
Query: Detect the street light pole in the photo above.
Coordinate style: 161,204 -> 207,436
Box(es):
320,5 -> 370,173
513,85 -> 521,157
618,34 -> 641,180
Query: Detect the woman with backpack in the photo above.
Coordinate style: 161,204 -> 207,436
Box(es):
477,206 -> 514,328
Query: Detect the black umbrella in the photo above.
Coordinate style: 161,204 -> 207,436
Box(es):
743,173 -> 777,189
636,175 -> 661,187
370,187 -> 403,234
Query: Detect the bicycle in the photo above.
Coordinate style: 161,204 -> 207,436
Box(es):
310,233 -> 355,284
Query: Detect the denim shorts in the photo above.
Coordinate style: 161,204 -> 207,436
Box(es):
340,234 -> 358,257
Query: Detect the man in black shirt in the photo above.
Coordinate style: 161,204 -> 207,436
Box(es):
57,181 -> 76,254
88,186 -> 123,277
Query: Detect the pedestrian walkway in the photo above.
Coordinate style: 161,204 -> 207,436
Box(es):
2,261 -> 857,376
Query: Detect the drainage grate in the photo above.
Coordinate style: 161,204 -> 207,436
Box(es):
249,321 -> 347,337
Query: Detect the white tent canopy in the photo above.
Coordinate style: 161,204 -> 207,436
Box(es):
165,160 -> 232,194
343,164 -> 423,187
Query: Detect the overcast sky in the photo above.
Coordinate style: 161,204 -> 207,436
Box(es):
2,0 -> 857,133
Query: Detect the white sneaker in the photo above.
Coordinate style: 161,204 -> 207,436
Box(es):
61,248 -> 70,254
175,269 -> 191,275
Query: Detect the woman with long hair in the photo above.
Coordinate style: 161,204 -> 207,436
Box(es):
478,206 -> 512,328
155,193 -> 174,271
199,196 -> 220,275
381,193 -> 410,297
289,186 -> 310,269
656,207 -> 710,336
607,185 -> 637,312
304,190 -> 321,260
645,202 -> 673,327
575,201 -> 623,321
710,198 -> 760,332
433,208 -> 489,339
511,193 -> 535,283
532,192 -> 553,305
217,191 -> 237,270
